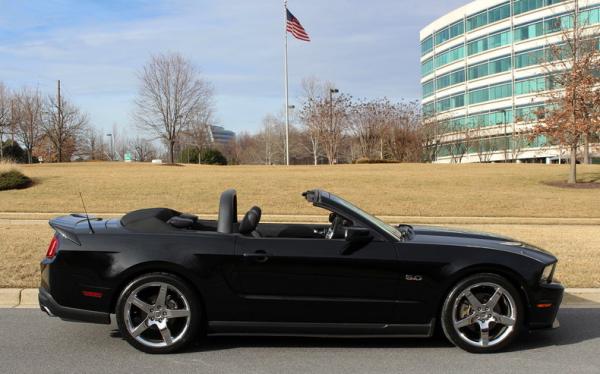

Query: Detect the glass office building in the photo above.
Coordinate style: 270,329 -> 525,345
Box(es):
420,0 -> 600,162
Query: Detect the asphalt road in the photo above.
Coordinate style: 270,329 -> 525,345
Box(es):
1,308 -> 599,374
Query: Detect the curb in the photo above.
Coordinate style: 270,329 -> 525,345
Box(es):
1,288 -> 600,309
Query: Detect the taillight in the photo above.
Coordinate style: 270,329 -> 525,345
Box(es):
46,236 -> 59,259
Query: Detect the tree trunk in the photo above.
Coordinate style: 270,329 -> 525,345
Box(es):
168,141 -> 175,164
58,146 -> 62,163
583,134 -> 590,164
27,149 -> 32,164
568,145 -> 577,184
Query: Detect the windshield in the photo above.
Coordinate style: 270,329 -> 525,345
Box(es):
328,194 -> 403,241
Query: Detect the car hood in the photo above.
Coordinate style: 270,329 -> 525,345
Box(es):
406,225 -> 557,262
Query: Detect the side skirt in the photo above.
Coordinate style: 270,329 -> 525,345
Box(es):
207,320 -> 435,338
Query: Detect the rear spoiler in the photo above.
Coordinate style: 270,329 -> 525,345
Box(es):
49,213 -> 97,245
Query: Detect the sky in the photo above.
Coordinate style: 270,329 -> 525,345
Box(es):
0,0 -> 467,135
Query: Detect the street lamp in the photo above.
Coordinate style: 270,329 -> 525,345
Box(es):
501,109 -> 508,163
106,133 -> 114,161
329,88 -> 339,129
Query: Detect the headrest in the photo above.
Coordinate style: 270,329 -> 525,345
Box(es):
239,206 -> 262,235
167,216 -> 195,229
217,189 -> 238,233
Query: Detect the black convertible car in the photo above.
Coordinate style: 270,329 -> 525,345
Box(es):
39,189 -> 563,354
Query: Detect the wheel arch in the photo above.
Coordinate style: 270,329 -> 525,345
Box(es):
109,261 -> 206,317
437,264 -> 532,325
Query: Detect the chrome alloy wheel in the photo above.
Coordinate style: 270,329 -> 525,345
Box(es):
451,282 -> 517,348
124,282 -> 191,348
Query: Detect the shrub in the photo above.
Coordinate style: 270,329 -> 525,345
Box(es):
0,169 -> 32,191
1,140 -> 27,163
200,149 -> 227,165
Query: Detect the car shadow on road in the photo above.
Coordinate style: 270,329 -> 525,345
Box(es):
109,307 -> 600,353
505,307 -> 600,353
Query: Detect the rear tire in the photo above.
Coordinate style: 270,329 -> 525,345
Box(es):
116,272 -> 201,354
441,273 -> 523,353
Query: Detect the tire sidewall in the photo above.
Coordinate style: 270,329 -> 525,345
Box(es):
441,273 -> 523,353
116,272 -> 201,354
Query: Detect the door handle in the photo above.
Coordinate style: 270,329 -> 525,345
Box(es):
242,250 -> 269,263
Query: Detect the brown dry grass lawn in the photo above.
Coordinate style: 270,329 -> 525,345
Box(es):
0,162 -> 598,217
1,222 -> 598,288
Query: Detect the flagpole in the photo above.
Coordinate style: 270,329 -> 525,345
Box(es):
284,0 -> 290,166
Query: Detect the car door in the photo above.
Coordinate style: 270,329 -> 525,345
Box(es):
231,229 -> 400,324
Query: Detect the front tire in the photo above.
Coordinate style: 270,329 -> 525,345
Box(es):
441,273 -> 523,353
116,273 -> 201,354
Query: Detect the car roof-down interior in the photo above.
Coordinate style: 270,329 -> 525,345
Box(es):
119,189 -> 328,238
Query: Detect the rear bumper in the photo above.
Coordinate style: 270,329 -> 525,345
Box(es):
38,287 -> 110,325
527,282 -> 564,330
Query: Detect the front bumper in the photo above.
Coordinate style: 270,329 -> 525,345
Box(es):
39,287 -> 110,325
527,282 -> 564,330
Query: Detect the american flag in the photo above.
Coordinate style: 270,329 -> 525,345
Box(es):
286,9 -> 310,42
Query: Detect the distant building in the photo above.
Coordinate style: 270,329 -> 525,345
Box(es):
420,0 -> 600,163
208,125 -> 235,146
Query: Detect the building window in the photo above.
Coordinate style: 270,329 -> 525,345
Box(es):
468,56 -> 512,80
434,45 -> 464,68
435,92 -> 465,112
465,108 -> 513,129
515,47 -> 546,68
468,82 -> 512,105
513,0 -> 565,16
514,14 -> 573,42
423,101 -> 435,116
488,2 -> 511,23
467,29 -> 511,56
435,20 -> 464,46
436,68 -> 465,90
422,79 -> 435,98
515,104 -> 546,122
421,57 -> 434,76
467,10 -> 487,31
421,35 -> 434,55
579,7 -> 600,26
466,2 -> 510,32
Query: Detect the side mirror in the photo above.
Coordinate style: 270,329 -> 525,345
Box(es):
344,227 -> 372,242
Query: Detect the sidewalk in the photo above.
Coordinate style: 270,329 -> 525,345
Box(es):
2,288 -> 599,308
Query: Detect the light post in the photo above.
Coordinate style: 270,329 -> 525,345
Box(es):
106,133 -> 114,161
329,88 -> 339,136
501,109 -> 507,163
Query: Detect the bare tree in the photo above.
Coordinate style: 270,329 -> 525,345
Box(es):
384,100 -> 423,162
13,88 -> 44,163
299,77 -> 323,165
130,136 -> 157,161
43,89 -> 88,162
349,98 -> 392,160
298,78 -> 352,165
80,126 -> 107,160
257,114 -> 284,164
448,127 -> 473,164
422,116 -> 449,162
533,10 -> 600,183
134,53 -> 214,163
473,124 -> 496,163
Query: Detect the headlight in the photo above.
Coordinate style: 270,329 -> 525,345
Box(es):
540,263 -> 556,284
